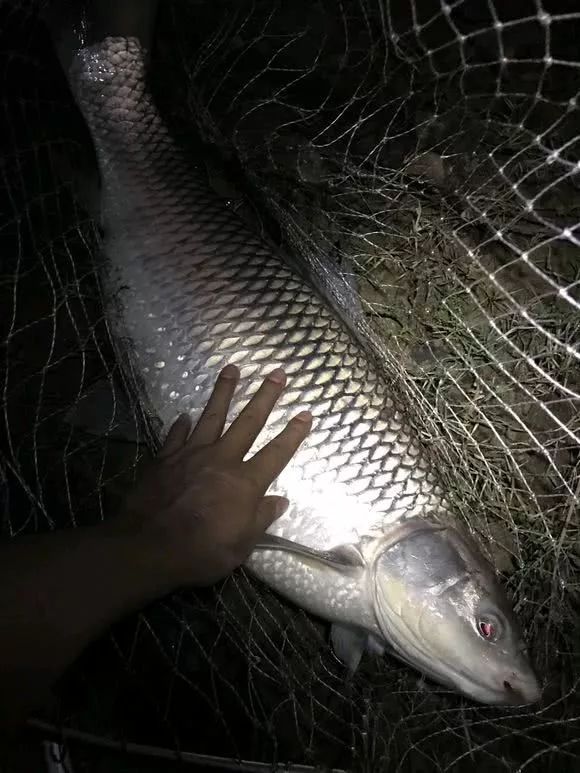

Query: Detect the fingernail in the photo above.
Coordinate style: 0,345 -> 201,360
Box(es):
293,410 -> 312,423
267,367 -> 286,385
276,497 -> 290,516
220,364 -> 240,380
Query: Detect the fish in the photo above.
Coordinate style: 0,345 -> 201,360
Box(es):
47,0 -> 541,706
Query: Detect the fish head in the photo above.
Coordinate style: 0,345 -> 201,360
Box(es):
372,521 -> 541,706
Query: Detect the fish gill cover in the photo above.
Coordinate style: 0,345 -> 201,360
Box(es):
0,0 -> 579,770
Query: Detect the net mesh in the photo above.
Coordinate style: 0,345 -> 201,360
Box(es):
1,0 -> 579,770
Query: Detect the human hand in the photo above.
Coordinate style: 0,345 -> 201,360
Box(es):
120,364 -> 313,587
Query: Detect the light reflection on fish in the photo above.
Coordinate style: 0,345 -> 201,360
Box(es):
50,0 -> 541,705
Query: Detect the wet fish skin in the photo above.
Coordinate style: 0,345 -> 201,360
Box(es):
55,24 -> 541,706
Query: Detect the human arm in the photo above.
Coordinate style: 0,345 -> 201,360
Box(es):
0,364 -> 312,728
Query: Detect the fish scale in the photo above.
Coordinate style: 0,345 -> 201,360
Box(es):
54,21 -> 541,705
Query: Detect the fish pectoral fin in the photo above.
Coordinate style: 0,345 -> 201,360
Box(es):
254,534 -> 365,573
366,633 -> 386,657
330,624 -> 369,673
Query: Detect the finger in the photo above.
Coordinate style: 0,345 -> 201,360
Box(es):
158,413 -> 192,458
245,410 -> 312,489
254,495 -> 290,532
219,368 -> 287,459
187,364 -> 240,447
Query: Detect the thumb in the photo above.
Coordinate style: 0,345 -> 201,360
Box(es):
158,413 -> 192,458
255,495 -> 290,530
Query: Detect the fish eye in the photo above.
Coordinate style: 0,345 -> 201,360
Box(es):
477,617 -> 500,641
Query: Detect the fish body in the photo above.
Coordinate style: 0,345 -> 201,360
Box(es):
52,9 -> 540,706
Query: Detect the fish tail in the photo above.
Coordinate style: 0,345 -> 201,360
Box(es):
42,0 -> 169,170
43,0 -> 159,74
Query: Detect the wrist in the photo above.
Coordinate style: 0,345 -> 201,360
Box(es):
100,511 -> 184,600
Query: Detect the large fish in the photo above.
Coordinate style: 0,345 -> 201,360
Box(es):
48,0 -> 540,705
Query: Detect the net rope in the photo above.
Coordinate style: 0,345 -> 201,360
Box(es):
1,0 -> 579,770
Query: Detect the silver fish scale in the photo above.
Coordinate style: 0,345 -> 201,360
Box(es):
71,37 -> 446,629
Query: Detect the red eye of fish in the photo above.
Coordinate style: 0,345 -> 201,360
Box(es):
478,621 -> 495,640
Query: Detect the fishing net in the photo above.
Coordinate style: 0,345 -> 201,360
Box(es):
1,0 -> 579,770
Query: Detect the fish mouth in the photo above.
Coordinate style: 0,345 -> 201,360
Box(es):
451,670 -> 542,707
392,649 -> 542,706
499,680 -> 542,706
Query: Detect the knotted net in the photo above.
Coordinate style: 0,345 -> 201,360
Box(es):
0,0 -> 579,770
